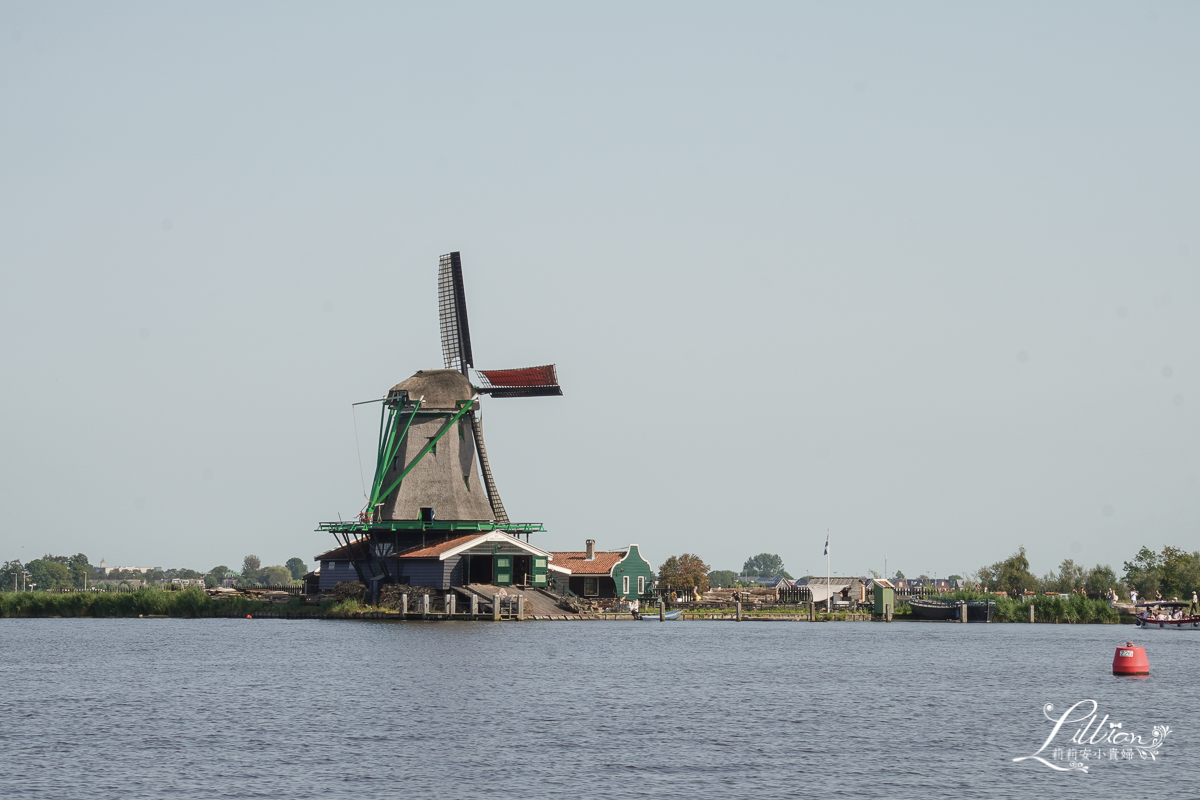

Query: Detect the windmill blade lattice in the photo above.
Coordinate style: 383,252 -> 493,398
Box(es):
469,410 -> 509,524
438,252 -> 474,375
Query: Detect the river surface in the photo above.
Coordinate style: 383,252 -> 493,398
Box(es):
1,618 -> 1197,799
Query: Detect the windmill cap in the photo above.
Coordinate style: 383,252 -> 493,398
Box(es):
389,369 -> 475,409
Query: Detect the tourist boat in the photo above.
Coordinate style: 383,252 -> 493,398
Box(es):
639,609 -> 683,621
1134,601 -> 1200,630
907,597 -> 995,622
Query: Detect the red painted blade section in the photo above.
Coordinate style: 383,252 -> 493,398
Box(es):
475,365 -> 562,397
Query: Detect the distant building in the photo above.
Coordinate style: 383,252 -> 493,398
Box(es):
796,576 -> 868,604
549,540 -> 654,600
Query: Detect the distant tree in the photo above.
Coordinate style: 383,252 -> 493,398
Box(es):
1084,564 -> 1121,598
947,574 -> 963,582
1122,547 -> 1162,598
67,554 -> 92,588
1158,546 -> 1200,599
741,553 -> 791,579
707,569 -> 739,588
975,547 -> 1038,597
0,560 -> 24,591
892,570 -> 905,581
242,555 -> 262,581
26,558 -> 71,591
918,574 -> 930,580
658,554 -> 711,593
262,565 -> 291,586
286,558 -> 308,580
1043,559 -> 1087,593
205,565 -> 231,589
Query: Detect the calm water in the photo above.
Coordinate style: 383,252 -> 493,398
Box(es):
1,618 -> 1198,799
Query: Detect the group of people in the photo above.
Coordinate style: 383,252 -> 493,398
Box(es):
1148,607 -> 1187,621
1133,590 -> 1200,620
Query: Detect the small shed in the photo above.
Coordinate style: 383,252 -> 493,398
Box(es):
870,578 -> 895,614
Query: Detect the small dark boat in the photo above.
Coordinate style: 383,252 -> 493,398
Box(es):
908,597 -> 995,622
908,597 -> 959,621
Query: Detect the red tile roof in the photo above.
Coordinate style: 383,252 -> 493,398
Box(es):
393,534 -> 483,559
550,551 -> 625,576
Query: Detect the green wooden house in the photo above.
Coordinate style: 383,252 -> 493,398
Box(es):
550,540 -> 654,599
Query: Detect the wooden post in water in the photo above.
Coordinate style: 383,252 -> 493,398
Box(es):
421,593 -> 430,618
400,593 -> 408,621
447,593 -> 455,617
1029,603 -> 1035,623
659,599 -> 665,621
885,603 -> 891,622
492,593 -> 501,621
736,601 -> 742,622
960,602 -> 967,623
517,595 -> 525,621
470,594 -> 479,619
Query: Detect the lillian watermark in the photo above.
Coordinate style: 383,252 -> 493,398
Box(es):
1013,700 -> 1169,773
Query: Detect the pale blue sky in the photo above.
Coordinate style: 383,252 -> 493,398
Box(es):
1,2 -> 1197,579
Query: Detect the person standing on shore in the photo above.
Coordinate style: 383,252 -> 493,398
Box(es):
1131,589 -> 1139,605
1190,591 -> 1198,615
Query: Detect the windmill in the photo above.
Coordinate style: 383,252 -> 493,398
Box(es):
356,251 -> 561,526
317,252 -> 562,598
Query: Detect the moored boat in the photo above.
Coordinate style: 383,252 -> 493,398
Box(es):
907,597 -> 960,621
639,609 -> 682,621
907,597 -> 994,622
1134,601 -> 1200,630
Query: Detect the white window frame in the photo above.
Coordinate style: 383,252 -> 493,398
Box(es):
638,575 -> 645,594
622,575 -> 630,595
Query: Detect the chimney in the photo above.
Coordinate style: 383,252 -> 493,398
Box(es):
585,539 -> 595,560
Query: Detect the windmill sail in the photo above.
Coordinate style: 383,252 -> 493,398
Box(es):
470,411 -> 509,523
475,364 -> 563,398
438,251 -> 474,375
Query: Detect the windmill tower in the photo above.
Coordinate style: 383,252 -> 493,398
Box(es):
318,252 -> 562,595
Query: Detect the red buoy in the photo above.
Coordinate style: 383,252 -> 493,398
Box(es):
1113,641 -> 1149,676
246,615 -> 252,619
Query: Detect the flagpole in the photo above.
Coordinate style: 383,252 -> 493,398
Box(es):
826,528 -> 831,614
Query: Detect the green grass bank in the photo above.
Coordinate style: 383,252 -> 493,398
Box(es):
0,587 -> 322,618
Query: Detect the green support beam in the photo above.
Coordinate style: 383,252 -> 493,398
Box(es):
372,396 -> 479,511
367,398 -> 423,514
